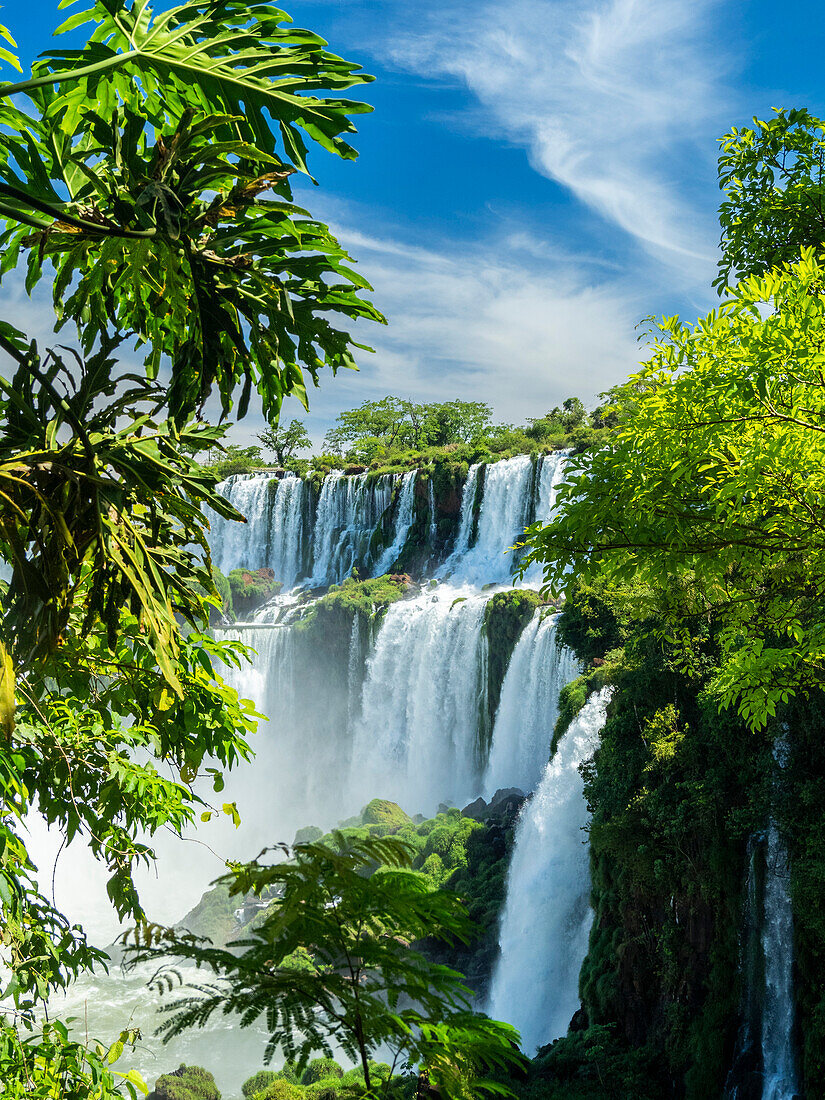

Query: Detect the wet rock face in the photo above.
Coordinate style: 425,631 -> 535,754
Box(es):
460,787 -> 526,823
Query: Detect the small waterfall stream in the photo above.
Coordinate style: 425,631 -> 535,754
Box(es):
487,689 -> 609,1053
761,822 -> 798,1100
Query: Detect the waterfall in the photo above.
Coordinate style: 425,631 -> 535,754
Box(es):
427,477 -> 438,553
440,463 -> 481,569
209,474 -> 274,576
309,472 -> 394,586
442,455 -> 535,584
349,587 -> 491,815
535,451 -> 569,523
209,473 -> 311,587
483,612 -> 578,797
761,822 -> 798,1100
373,470 -> 418,576
487,689 -> 609,1054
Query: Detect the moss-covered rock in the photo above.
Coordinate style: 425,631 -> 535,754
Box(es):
361,799 -> 411,831
242,1070 -> 280,1098
149,1065 -> 220,1100
229,567 -> 283,618
255,1080 -> 304,1100
175,884 -> 237,946
301,1058 -> 343,1085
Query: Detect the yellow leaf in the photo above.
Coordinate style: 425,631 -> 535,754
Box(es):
0,641 -> 15,739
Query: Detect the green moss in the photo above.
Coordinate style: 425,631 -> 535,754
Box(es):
149,1065 -> 220,1100
175,884 -> 237,947
301,1059 -> 343,1085
242,1071 -> 280,1098
228,568 -> 283,618
361,799 -> 411,830
256,1081 -> 304,1100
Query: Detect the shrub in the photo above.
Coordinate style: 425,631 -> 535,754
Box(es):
256,1081 -> 305,1100
301,1059 -> 343,1085
242,1071 -> 279,1098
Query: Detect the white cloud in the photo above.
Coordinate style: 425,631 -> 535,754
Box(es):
272,217 -> 645,448
383,0 -> 730,274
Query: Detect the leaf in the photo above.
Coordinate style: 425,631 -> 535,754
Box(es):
0,640 -> 15,739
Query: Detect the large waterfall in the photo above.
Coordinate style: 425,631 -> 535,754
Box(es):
35,449 -> 604,1096
487,690 -> 609,1053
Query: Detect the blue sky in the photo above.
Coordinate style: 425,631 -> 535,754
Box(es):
10,0 -> 825,444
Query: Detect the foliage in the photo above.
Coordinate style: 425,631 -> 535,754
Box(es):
259,420 -> 313,466
321,394 -> 602,467
716,108 -> 825,291
0,0 -> 383,424
133,833 -> 524,1098
242,1069 -> 282,1097
149,1064 -> 221,1100
0,0 -> 379,1092
524,250 -> 825,730
301,1058 -> 344,1084
201,445 -> 267,481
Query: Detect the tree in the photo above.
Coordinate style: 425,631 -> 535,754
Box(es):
420,400 -> 493,447
523,249 -> 825,731
716,107 -> 825,291
0,1 -> 384,424
133,833 -> 524,1098
259,420 -> 312,465
0,1 -> 380,1093
323,397 -> 494,460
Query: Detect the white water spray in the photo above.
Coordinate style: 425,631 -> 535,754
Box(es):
349,587 -> 490,814
443,455 -> 535,584
487,689 -> 609,1053
373,470 -> 418,575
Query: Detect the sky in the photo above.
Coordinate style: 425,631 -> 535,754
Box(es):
11,0 -> 825,447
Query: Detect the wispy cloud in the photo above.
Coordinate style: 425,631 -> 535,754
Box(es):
383,0 -> 731,274
268,212 -> 646,446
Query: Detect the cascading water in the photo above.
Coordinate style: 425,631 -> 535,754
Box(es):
209,473 -> 273,575
443,455 -> 535,584
349,587 -> 491,815
487,689 -> 609,1053
483,611 -> 578,797
309,472 -> 394,586
209,473 -> 311,587
36,448 -> 589,1096
373,470 -> 418,576
760,822 -> 798,1100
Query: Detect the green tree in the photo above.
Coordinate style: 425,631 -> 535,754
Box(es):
259,419 -> 313,465
716,107 -> 825,290
419,400 -> 493,447
523,248 -> 825,731
134,833 -> 524,1098
0,1 -> 380,1093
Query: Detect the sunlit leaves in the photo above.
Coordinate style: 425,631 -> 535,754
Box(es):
525,249 -> 825,729
0,0 -> 384,423
129,833 -> 525,1098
